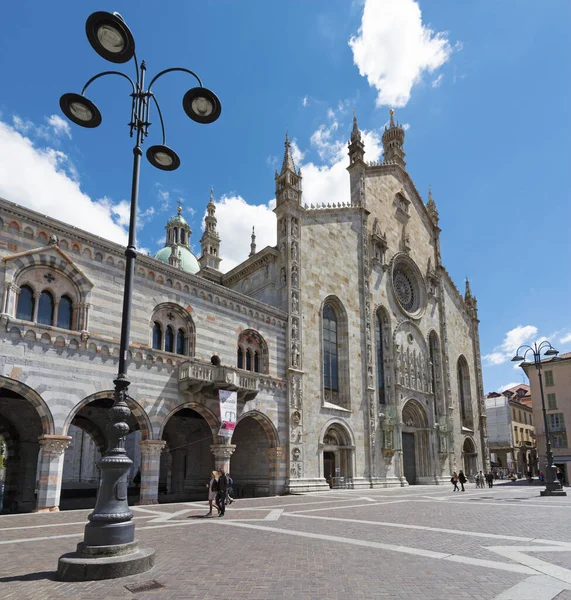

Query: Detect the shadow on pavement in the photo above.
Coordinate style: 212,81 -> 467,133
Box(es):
0,571 -> 57,583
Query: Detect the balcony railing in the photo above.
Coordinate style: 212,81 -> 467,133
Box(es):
178,360 -> 270,401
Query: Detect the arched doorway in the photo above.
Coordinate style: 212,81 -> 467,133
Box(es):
159,406 -> 216,501
321,422 -> 354,488
231,416 -> 272,497
0,381 -> 53,513
462,437 -> 478,477
61,394 -> 149,509
401,400 -> 430,485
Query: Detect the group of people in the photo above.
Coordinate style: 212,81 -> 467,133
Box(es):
451,470 -> 495,491
206,469 -> 234,517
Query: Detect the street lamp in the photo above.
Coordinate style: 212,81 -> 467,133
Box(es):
511,341 -> 566,497
57,11 -> 221,581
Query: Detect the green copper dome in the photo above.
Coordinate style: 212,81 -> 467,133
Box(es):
168,212 -> 188,226
153,245 -> 200,274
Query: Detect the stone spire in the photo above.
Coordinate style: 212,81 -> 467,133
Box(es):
382,109 -> 406,168
465,277 -> 473,301
426,185 -> 439,225
249,226 -> 256,257
465,277 -> 478,314
275,133 -> 302,206
348,111 -> 365,166
199,187 -> 222,271
280,133 -> 296,175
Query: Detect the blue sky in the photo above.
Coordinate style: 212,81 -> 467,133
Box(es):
0,0 -> 569,393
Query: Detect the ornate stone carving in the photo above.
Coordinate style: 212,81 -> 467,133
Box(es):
39,435 -> 71,454
291,410 -> 301,425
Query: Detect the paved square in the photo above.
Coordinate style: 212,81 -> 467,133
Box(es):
1,482 -> 571,599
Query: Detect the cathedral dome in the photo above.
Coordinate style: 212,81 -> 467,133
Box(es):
153,244 -> 200,274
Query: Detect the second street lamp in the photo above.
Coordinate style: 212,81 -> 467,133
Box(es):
57,10 -> 221,581
512,341 -> 566,497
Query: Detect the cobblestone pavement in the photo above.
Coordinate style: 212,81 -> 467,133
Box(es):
1,482 -> 571,599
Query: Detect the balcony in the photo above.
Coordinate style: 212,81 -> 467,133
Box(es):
178,360 -> 260,401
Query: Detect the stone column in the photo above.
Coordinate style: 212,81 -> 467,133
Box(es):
267,447 -> 285,496
34,435 -> 71,512
210,443 -> 236,473
137,440 -> 165,505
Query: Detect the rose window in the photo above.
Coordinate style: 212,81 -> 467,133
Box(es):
393,268 -> 415,311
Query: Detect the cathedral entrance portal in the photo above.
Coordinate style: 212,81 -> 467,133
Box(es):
462,437 -> 478,478
402,433 -> 416,485
401,400 -> 431,485
321,423 -> 354,489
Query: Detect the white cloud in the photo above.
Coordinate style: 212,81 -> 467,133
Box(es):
0,119 -> 128,245
209,195 -> 277,272
496,382 -> 522,394
349,0 -> 454,107
431,74 -> 444,88
483,325 -> 538,366
46,115 -> 72,139
302,96 -> 309,107
310,122 -> 343,162
560,332 -> 571,345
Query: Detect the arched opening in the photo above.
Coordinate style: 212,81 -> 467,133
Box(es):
401,400 -> 430,485
37,291 -> 55,326
462,437 -> 478,478
176,328 -> 185,355
16,285 -> 34,321
159,407 -> 215,502
230,416 -> 272,497
321,297 -> 350,409
457,356 -> 474,429
321,422 -> 354,488
0,386 -> 50,512
152,322 -> 162,350
61,395 -> 149,510
236,329 -> 268,374
165,325 -> 174,353
57,295 -> 73,330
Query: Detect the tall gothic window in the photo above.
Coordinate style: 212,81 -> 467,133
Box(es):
37,291 -> 54,326
246,349 -> 252,371
237,346 -> 243,369
57,295 -> 73,330
323,304 -> 338,392
254,351 -> 260,373
17,285 -> 34,321
375,313 -> 385,404
165,325 -> 174,353
176,328 -> 185,355
237,330 -> 267,373
152,322 -> 162,350
457,356 -> 474,429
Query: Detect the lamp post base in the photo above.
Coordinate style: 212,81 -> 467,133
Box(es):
57,541 -> 155,581
540,482 -> 567,497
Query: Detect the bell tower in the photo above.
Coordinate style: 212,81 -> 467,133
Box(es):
199,188 -> 221,271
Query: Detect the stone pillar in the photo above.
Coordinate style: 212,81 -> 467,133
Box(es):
137,440 -> 165,505
210,443 -> 236,473
267,447 -> 285,496
34,435 -> 71,512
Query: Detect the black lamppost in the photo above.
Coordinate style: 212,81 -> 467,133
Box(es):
512,341 -> 567,497
57,11 -> 221,581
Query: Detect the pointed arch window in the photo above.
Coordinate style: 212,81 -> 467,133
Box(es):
323,304 -> 338,392
237,346 -> 243,369
38,291 -> 54,326
176,328 -> 185,355
246,349 -> 252,371
375,313 -> 385,404
16,285 -> 34,321
457,356 -> 474,429
57,295 -> 73,330
254,351 -> 260,373
165,325 -> 174,353
152,322 -> 162,350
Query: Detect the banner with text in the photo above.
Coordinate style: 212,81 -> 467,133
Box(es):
218,390 -> 238,437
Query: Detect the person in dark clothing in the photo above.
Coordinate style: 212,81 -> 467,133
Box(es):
458,470 -> 467,492
486,472 -> 494,488
451,472 -> 460,492
216,469 -> 228,516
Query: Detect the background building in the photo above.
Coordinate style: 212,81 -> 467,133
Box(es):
522,353 -> 571,484
0,112 -> 488,512
485,384 -> 537,476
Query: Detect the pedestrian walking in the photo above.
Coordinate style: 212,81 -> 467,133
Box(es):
205,470 -> 219,517
557,468 -> 565,486
486,471 -> 494,488
226,472 -> 234,505
216,469 -> 228,516
527,469 -> 533,483
458,470 -> 467,492
451,471 -> 460,492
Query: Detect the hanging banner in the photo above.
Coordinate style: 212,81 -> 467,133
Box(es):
218,390 -> 238,437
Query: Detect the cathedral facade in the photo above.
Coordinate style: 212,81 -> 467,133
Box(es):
0,112 -> 488,512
